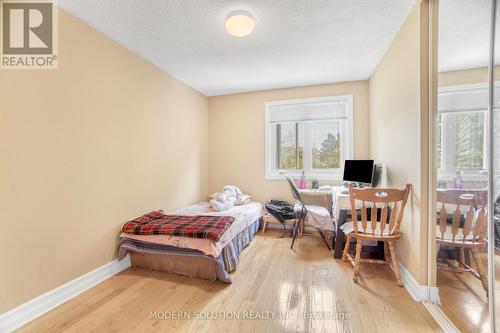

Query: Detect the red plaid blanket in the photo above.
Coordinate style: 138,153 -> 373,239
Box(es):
121,211 -> 234,242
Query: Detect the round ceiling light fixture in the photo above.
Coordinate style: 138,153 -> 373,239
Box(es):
225,11 -> 255,37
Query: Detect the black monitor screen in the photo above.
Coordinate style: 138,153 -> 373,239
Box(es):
343,160 -> 375,185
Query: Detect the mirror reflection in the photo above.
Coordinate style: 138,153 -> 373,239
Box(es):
436,0 -> 493,331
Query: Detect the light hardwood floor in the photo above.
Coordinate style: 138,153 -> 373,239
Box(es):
437,253 -> 500,333
18,230 -> 440,333
438,269 -> 489,332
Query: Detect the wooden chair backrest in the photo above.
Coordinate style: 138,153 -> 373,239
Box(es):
436,189 -> 487,243
348,184 -> 412,236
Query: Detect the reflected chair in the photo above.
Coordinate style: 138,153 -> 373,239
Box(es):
341,184 -> 411,286
436,189 -> 488,294
285,175 -> 332,250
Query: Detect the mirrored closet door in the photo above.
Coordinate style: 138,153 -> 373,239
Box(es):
493,0 -> 500,330
434,0 -> 496,331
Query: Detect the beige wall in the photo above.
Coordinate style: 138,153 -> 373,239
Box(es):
369,2 -> 430,284
207,81 -> 370,203
0,10 -> 208,313
438,66 -> 489,86
0,1 -> 439,314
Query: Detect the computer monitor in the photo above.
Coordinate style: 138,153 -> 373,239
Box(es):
342,160 -> 375,186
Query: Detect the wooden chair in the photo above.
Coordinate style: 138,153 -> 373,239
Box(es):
341,184 -> 411,286
436,189 -> 488,294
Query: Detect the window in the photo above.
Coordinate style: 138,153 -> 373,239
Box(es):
265,95 -> 353,179
437,84 -> 494,179
276,122 -> 304,169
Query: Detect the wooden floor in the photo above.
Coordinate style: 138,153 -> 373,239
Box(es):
437,253 -> 500,333
18,230 -> 440,333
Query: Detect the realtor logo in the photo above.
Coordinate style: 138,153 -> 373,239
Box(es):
1,0 -> 58,69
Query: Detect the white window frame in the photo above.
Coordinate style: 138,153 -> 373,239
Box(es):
265,95 -> 354,180
437,83 -> 493,181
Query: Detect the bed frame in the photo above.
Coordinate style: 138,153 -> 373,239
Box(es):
130,251 -> 218,281
126,217 -> 263,281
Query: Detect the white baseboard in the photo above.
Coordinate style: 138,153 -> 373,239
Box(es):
399,261 -> 440,304
422,302 -> 461,333
0,255 -> 131,333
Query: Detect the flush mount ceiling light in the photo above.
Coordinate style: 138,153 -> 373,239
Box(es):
225,11 -> 255,37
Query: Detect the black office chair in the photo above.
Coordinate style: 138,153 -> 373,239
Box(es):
285,175 -> 334,250
285,175 -> 307,249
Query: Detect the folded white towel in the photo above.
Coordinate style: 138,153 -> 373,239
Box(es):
235,194 -> 252,205
210,199 -> 233,212
223,185 -> 242,199
211,192 -> 227,203
209,185 -> 250,211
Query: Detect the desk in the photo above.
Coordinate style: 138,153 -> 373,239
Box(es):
299,187 -> 349,257
298,189 -> 333,215
331,187 -> 356,259
298,186 -> 352,220
300,186 -> 385,259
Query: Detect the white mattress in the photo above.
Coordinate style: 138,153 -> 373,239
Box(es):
120,202 -> 263,257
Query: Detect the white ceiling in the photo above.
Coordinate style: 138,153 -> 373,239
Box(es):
59,0 -> 416,96
438,0 -> 493,72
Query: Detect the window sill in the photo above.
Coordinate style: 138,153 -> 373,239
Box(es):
265,173 -> 343,181
437,172 -> 488,182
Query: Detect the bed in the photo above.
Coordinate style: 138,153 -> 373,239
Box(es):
118,202 -> 263,283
